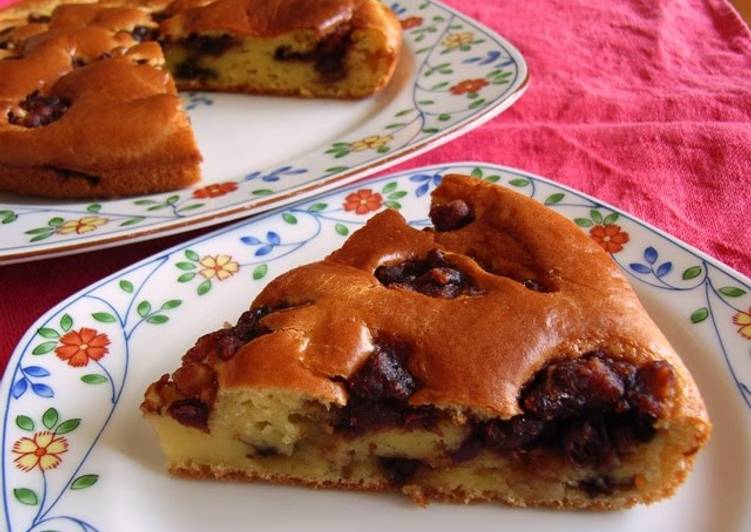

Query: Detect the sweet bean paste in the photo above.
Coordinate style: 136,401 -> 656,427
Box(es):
274,25 -> 352,82
7,91 -> 69,128
375,249 -> 482,299
169,33 -> 238,81
336,346 -> 675,491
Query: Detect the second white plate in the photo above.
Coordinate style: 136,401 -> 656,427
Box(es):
0,0 -> 528,264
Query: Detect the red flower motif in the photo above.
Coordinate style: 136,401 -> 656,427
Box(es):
400,16 -> 422,29
55,327 -> 110,367
589,224 -> 630,253
343,189 -> 383,215
192,182 -> 238,199
450,78 -> 489,95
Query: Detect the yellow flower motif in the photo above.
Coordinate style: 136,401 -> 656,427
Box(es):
56,216 -> 108,235
442,31 -> 475,49
199,254 -> 239,281
349,135 -> 393,152
12,431 -> 68,472
733,308 -> 751,339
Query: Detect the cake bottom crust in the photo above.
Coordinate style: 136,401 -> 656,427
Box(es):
0,162 -> 201,199
168,454 -> 691,511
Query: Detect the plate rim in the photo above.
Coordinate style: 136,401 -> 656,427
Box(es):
0,0 -> 530,265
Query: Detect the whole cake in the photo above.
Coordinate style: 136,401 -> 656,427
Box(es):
141,174 -> 711,510
0,0 -> 401,198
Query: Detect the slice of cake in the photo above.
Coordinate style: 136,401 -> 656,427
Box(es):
159,0 -> 401,98
0,0 -> 401,198
0,1 -> 202,198
141,174 -> 710,509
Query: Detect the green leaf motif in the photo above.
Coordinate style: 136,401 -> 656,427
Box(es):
252,189 -> 273,196
37,327 -> 59,339
70,474 -> 99,490
81,374 -> 108,385
185,249 -> 200,262
382,182 -> 398,194
376,145 -> 389,154
42,408 -> 58,430
1,212 -> 17,224
86,203 -> 102,213
253,264 -> 268,280
575,218 -> 593,228
197,280 -> 211,296
719,286 -> 746,297
55,418 -> 81,435
48,217 -> 64,227
468,98 -> 486,109
470,167 -> 484,178
120,216 -> 145,227
32,342 -> 57,355
25,227 -> 54,235
282,213 -> 298,225
29,233 -> 53,242
177,272 -> 196,283
422,127 -> 440,134
133,199 -> 157,206
603,213 -> 619,225
485,175 -> 501,183
137,301 -> 151,317
325,166 -> 348,173
590,210 -> 603,224
119,280 -> 134,293
388,191 -> 407,200
91,312 -> 116,323
682,266 -> 702,280
13,488 -> 38,506
691,307 -> 709,324
161,299 -> 182,310
509,178 -> 529,187
60,313 -> 73,332
16,415 -> 34,432
438,113 -> 451,121
544,193 -> 565,206
385,200 -> 401,210
395,108 -> 413,117
146,315 -> 169,324
307,203 -> 327,213
335,223 -> 349,236
176,261 -> 196,270
177,204 -> 203,213
165,195 -> 179,205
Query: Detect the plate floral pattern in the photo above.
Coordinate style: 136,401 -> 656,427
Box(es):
0,0 -> 528,264
2,162 -> 750,531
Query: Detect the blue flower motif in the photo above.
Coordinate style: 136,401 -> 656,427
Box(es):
390,2 -> 407,15
12,365 -> 53,399
244,166 -> 308,183
463,50 -> 501,65
184,92 -> 214,111
410,173 -> 443,197
630,246 -> 672,279
242,231 -> 282,257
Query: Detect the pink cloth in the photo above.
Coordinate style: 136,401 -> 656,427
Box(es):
1,0 -> 750,372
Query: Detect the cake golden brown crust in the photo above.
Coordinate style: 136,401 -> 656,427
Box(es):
141,175 -> 710,510
0,0 -> 401,198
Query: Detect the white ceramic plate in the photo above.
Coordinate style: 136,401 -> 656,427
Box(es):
0,0 -> 528,264
3,162 -> 750,532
